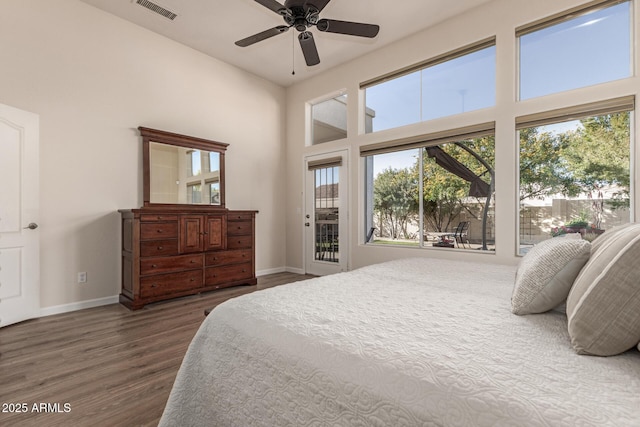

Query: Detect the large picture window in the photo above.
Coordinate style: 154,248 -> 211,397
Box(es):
362,40 -> 496,133
518,0 -> 631,100
363,127 -> 495,252
518,98 -> 633,254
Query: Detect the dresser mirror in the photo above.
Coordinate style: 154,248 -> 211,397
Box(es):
140,127 -> 227,207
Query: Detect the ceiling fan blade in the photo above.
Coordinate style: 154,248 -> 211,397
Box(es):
235,25 -> 290,47
316,19 -> 380,38
254,0 -> 289,15
298,32 -> 320,66
306,0 -> 332,13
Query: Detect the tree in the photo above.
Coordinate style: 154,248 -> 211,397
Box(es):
373,167 -> 418,239
563,112 -> 630,228
519,127 -> 580,201
410,137 -> 495,249
419,151 -> 469,232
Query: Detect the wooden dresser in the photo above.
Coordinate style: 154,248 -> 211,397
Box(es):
119,207 -> 257,309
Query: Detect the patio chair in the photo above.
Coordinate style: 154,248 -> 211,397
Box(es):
452,221 -> 470,249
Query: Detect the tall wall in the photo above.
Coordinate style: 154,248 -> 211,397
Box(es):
0,0 -> 287,311
285,0 -> 640,271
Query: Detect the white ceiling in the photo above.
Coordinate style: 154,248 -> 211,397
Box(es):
80,0 -> 493,87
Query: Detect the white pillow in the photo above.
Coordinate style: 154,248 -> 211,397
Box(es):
511,237 -> 591,315
567,222 -> 640,356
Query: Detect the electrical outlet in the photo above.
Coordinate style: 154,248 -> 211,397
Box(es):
77,272 -> 87,283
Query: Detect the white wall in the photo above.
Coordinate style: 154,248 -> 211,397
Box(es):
0,0 -> 287,310
285,0 -> 640,271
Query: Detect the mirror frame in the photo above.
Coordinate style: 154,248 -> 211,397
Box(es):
139,126 -> 228,208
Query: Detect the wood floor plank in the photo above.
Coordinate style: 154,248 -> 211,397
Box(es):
0,272 -> 314,427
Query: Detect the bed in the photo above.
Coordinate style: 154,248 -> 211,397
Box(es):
159,237 -> 640,426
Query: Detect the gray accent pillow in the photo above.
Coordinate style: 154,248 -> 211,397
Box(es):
512,237 -> 591,315
567,222 -> 640,356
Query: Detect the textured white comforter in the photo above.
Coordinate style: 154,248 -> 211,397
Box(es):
159,258 -> 640,426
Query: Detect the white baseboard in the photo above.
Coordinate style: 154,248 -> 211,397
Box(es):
256,267 -> 286,276
256,266 -> 306,276
285,266 -> 305,275
39,268 -> 309,317
40,295 -> 120,318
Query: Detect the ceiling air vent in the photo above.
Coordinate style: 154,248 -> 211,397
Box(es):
135,0 -> 177,21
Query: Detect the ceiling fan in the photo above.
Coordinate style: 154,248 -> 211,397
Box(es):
235,0 -> 380,67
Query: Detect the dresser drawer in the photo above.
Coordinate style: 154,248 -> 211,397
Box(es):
140,270 -> 203,298
140,254 -> 203,275
228,212 -> 253,221
205,262 -> 253,286
140,214 -> 179,222
227,221 -> 252,236
205,249 -> 252,266
227,235 -> 253,249
140,222 -> 178,240
140,239 -> 178,257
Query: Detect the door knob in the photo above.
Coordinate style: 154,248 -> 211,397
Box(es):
23,222 -> 38,230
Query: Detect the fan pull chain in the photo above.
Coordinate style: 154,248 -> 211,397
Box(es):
291,30 -> 296,75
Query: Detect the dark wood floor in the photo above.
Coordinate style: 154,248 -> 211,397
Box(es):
0,272 -> 314,427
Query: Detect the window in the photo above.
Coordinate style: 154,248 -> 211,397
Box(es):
208,152 -> 220,173
518,0 -> 631,100
314,166 -> 340,262
311,94 -> 347,145
188,150 -> 201,177
362,39 -> 496,133
518,98 -> 633,254
208,181 -> 220,204
363,125 -> 495,251
187,183 -> 202,203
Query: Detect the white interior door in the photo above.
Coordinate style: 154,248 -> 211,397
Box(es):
0,103 -> 39,327
305,151 -> 348,276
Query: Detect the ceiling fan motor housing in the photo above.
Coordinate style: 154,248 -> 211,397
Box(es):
236,0 -> 379,67
282,2 -> 319,32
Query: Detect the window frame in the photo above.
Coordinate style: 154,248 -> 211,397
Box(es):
516,0 -> 632,101
360,38 -> 496,134
362,124 -> 497,252
515,96 -> 635,255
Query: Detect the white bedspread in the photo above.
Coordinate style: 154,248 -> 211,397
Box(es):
159,258 -> 640,426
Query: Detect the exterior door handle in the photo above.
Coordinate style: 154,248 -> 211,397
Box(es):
23,222 -> 38,230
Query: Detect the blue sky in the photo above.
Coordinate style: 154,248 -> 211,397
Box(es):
368,1 -> 630,178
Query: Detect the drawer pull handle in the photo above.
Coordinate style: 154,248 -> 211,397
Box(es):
152,264 -> 157,268
242,269 -> 246,273
190,278 -> 195,282
213,257 -> 218,261
237,226 -> 242,230
190,260 -> 195,263
151,284 -> 158,288
157,229 -> 162,233
158,246 -> 163,250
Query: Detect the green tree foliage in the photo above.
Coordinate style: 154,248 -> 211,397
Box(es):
563,112 -> 630,227
373,167 -> 418,239
417,138 -> 494,232
519,127 -> 579,201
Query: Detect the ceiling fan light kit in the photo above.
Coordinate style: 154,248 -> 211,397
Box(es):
235,0 -> 380,67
